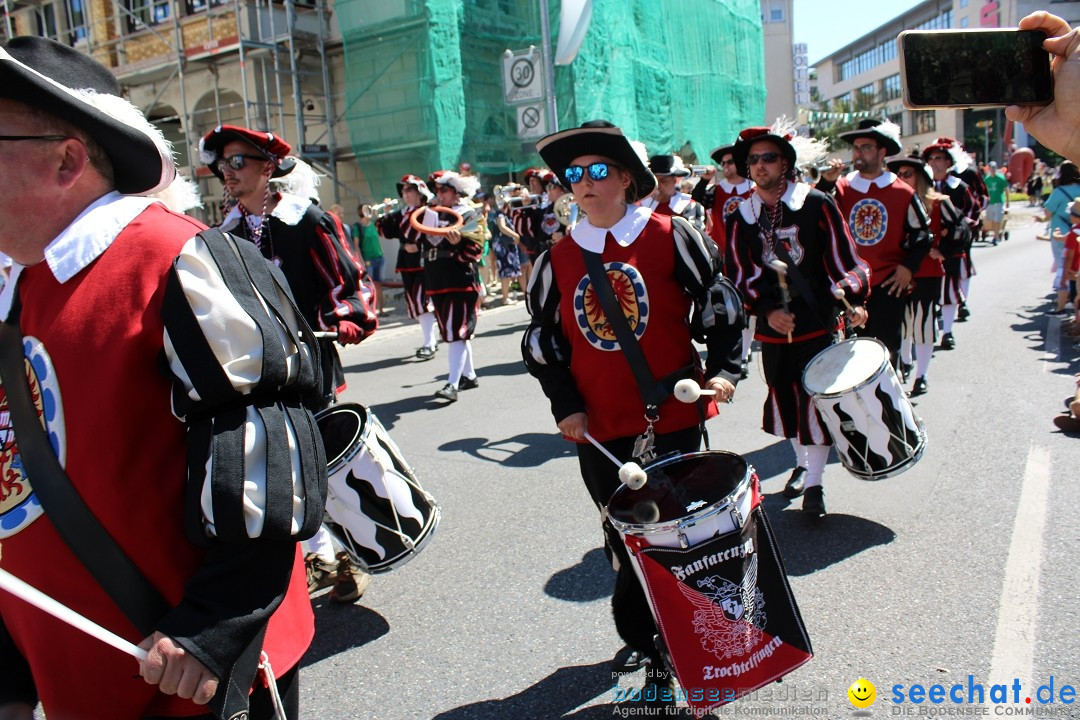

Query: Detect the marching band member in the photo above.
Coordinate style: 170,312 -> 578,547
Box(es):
378,175 -> 441,360
423,171 -> 484,402
922,138 -> 979,348
819,119 -> 931,372
0,36 -> 321,719
950,143 -> 988,321
642,154 -> 707,234
200,125 -> 378,405
523,120 -> 744,709
727,122 -> 870,517
889,155 -> 969,396
691,143 -> 755,257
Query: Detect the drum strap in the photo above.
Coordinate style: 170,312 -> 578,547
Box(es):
773,241 -> 834,332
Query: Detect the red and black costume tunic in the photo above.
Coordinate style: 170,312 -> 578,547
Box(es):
380,203 -> 434,319
692,177 -> 755,255
420,203 -> 483,342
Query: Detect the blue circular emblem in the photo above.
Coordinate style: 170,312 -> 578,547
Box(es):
722,196 -> 744,219
574,262 -> 649,351
849,198 -> 888,246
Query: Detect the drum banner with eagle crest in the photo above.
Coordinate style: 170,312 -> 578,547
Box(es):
623,496 -> 812,711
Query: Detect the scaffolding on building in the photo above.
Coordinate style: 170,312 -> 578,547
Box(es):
2,0 -> 345,220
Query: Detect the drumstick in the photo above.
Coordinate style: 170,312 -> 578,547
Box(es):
0,566 -> 147,661
312,331 -> 338,340
673,378 -> 719,404
582,431 -> 648,490
767,259 -> 793,343
831,285 -> 855,315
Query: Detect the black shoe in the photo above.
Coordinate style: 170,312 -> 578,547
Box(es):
458,375 -> 479,390
416,346 -> 436,360
958,304 -> 970,320
802,486 -> 826,517
740,361 -> 749,379
899,361 -> 914,379
783,467 -> 807,498
940,332 -> 955,350
611,645 -> 648,673
911,377 -> 928,396
434,383 -> 458,401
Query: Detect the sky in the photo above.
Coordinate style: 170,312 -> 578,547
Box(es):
793,0 -> 926,65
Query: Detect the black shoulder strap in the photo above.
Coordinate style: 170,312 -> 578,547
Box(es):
580,247 -> 668,411
0,305 -> 170,636
773,240 -> 834,332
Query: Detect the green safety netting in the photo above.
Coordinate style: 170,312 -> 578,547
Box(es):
337,0 -> 764,197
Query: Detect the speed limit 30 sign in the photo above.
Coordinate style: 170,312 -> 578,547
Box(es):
502,47 -> 545,105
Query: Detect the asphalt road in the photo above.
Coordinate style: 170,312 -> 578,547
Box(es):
300,205 -> 1080,719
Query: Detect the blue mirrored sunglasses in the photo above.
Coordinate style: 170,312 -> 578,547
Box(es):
564,162 -> 615,184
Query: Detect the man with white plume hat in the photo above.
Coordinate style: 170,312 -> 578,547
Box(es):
0,36 -> 324,719
820,118 -> 932,372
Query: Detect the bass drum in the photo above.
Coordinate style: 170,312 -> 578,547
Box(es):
315,403 -> 440,573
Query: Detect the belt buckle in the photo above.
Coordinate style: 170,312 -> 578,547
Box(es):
426,248 -> 437,262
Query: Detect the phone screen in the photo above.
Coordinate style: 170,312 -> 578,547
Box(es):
901,30 -> 1052,107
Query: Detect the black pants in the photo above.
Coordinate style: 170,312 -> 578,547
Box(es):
144,664 -> 299,720
858,288 -> 905,368
576,425 -> 702,665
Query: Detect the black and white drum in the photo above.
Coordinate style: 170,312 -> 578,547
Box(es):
315,403 -> 440,573
802,337 -> 926,480
606,452 -> 812,713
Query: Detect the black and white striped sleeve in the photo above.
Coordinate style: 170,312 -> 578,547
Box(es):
521,249 -> 584,423
162,228 -> 327,545
671,217 -> 745,383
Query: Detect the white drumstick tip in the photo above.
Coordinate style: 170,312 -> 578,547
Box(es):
619,462 -> 648,490
831,286 -> 845,300
768,259 -> 788,274
673,378 -> 716,404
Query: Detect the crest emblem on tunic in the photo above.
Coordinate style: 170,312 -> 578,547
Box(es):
574,262 -> 649,351
849,198 -> 888,246
722,196 -> 745,219
0,337 -> 64,538
762,227 -> 803,266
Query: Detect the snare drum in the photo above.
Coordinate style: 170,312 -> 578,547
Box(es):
607,452 -> 812,713
802,337 -> 926,480
315,403 -> 440,573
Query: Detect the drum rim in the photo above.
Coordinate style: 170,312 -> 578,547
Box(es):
842,418 -> 928,480
802,337 -> 891,398
314,402 -> 375,469
607,450 -> 753,535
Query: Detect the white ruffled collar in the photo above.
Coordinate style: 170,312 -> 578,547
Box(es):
846,170 -> 897,193
738,182 -> 812,224
718,178 -> 753,194
571,205 -> 653,253
221,192 -> 312,231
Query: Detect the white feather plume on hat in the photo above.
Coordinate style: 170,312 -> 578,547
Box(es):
270,158 -> 323,203
770,116 -> 829,170
435,171 -> 481,200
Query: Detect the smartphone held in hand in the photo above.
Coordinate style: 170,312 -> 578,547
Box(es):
898,28 -> 1053,109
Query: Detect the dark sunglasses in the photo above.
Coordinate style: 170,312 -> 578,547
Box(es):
747,152 -> 781,165
896,170 -> 916,179
216,153 -> 268,172
564,162 -> 616,184
720,159 -> 735,166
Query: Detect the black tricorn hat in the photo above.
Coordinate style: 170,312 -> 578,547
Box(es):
837,119 -> 903,157
710,144 -> 737,166
0,36 -> 175,195
886,154 -> 932,183
535,120 -> 656,201
649,154 -> 690,178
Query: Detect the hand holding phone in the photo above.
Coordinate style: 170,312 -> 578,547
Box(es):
899,28 -> 1053,109
1005,12 -> 1080,166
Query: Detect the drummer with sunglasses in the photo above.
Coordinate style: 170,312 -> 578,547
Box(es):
726,123 -> 870,517
523,120 -> 744,710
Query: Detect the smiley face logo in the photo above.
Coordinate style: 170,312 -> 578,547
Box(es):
847,678 -> 876,709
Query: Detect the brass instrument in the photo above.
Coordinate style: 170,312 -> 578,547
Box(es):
805,160 -> 851,181
361,199 -> 400,220
493,183 -> 542,211
553,193 -> 585,228
688,164 -> 713,176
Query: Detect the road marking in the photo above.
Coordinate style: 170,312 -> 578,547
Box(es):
987,445 -> 1051,697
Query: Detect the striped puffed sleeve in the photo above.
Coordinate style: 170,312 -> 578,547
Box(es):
309,207 -> 379,339
162,228 -> 327,545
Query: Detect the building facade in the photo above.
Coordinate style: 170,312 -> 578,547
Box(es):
805,0 -> 1078,164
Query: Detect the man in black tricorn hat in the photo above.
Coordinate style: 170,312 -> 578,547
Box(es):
691,142 -> 755,257
819,118 -> 931,371
642,154 -> 706,233
0,36 -> 323,720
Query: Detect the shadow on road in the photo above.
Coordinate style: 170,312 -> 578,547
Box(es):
544,548 -> 614,603
431,661 -> 623,720
759,496 -> 896,576
738,439 -> 841,487
368,394 -> 447,430
438,432 -> 575,468
300,595 -> 390,668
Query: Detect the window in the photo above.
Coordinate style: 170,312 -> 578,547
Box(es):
959,0 -> 968,6
912,110 -> 936,134
125,0 -> 170,31
771,8 -> 784,22
36,3 -> 58,39
66,0 -> 87,43
856,83 -> 876,109
186,0 -> 227,12
960,16 -> 969,27
888,112 -> 905,134
883,74 -> 901,101
839,39 -> 899,81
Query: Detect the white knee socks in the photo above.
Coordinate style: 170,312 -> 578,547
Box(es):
419,312 -> 438,349
941,304 -> 957,334
447,340 -> 466,387
900,337 -> 913,365
803,445 -> 830,489
461,339 -> 475,380
915,343 -> 933,379
742,327 -> 753,361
